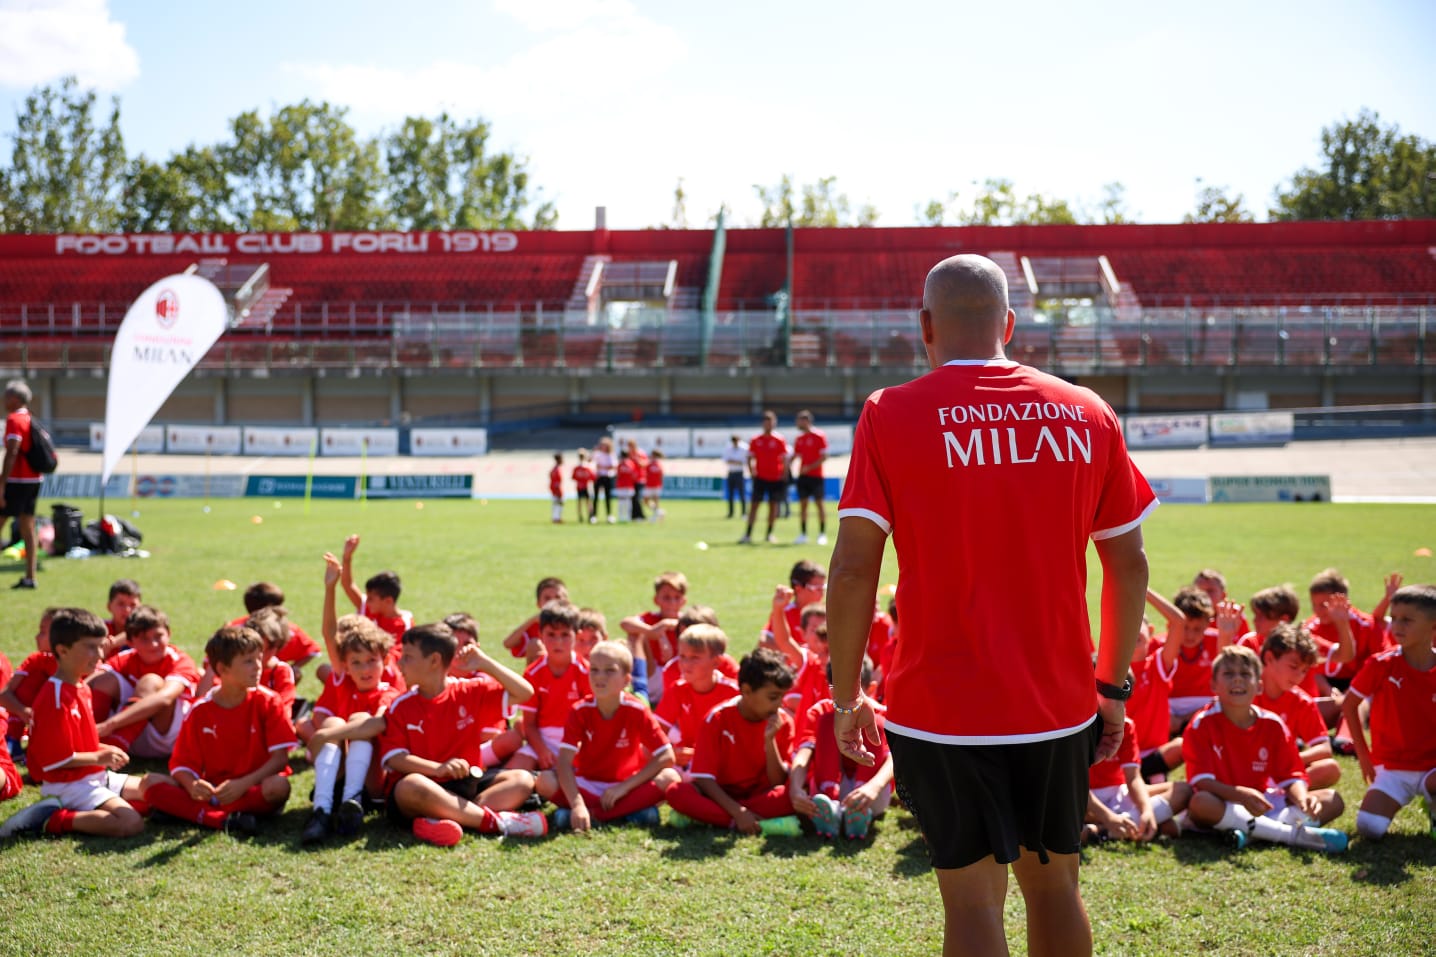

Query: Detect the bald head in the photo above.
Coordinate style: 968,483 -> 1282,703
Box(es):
920,255 -> 1012,362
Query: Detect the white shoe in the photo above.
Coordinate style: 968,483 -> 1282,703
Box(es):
607,516 -> 616,524
793,534 -> 808,545
738,535 -> 752,544
765,534 -> 778,544
498,810 -> 549,838
817,534 -> 828,545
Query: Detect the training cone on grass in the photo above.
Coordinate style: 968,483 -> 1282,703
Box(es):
251,515 -> 264,525
213,579 -> 237,591
1416,547 -> 1432,557
415,501 -> 425,510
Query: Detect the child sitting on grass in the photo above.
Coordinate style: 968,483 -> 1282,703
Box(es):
1255,624 -> 1341,789
1,607 -> 56,763
655,624 -> 741,770
789,658 -> 892,840
339,534 -> 413,645
510,602 -> 591,772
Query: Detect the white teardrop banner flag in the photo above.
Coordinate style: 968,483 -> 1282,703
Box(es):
102,274 -> 229,484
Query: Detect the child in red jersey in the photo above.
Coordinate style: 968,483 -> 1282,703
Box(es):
1148,585 -> 1219,734
790,409 -> 829,545
2,607 -> 56,761
1193,568 -> 1250,635
1129,618 -> 1183,783
790,657 -> 892,840
339,534 -> 413,645
377,623 -> 544,846
444,612 -> 523,771
503,576 -> 568,664
0,608 -> 146,839
536,640 -> 679,831
101,579 -> 142,655
1305,568 -> 1385,692
1183,646 -> 1346,852
88,605 -> 199,758
1084,713 -> 1188,843
658,605 -> 739,695
0,740 -> 18,805
549,452 -> 565,524
619,571 -> 688,693
739,409 -> 790,545
1256,624 -> 1340,788
643,449 -> 665,521
230,581 -> 323,684
144,626 -> 295,835
510,601 -> 592,772
664,647 -> 800,835
769,589 -> 829,742
1344,584 -> 1436,841
196,610 -> 297,714
655,624 -> 741,770
572,449 -> 595,523
301,620 -> 399,844
575,607 -> 607,665
763,559 -> 826,652
614,449 -> 639,523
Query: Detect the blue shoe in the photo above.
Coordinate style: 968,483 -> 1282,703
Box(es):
0,798 -> 60,838
622,806 -> 660,827
5,737 -> 23,766
1306,826 -> 1348,853
553,808 -> 571,831
843,802 -> 875,840
811,794 -> 840,839
1228,828 -> 1248,850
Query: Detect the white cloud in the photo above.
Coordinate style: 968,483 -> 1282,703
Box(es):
491,0 -> 638,33
0,0 -> 139,90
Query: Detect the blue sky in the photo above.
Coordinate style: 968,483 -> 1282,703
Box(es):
2,0 -> 1433,230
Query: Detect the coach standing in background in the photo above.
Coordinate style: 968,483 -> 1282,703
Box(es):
826,256 -> 1155,957
2,380 -> 41,589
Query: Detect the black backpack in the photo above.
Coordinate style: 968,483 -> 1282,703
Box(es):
23,417 -> 58,474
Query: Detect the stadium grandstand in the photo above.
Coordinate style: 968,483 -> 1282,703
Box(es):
1,220 -> 1433,433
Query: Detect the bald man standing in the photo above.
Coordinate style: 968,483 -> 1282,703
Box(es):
827,255 -> 1154,957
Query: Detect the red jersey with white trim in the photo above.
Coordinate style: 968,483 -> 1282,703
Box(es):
226,615 -> 320,665
638,611 -> 678,668
1088,717 -> 1140,790
549,466 -> 563,498
616,459 -> 639,491
561,692 -> 672,782
1162,631 -> 1221,699
378,677 -> 494,771
572,464 -> 594,490
748,432 -> 789,482
313,671 -> 401,722
800,700 -> 890,786
1238,631 -> 1321,696
1256,687 -> 1326,748
838,361 -> 1156,742
645,461 -> 664,487
1306,609 -> 1389,683
0,745 -> 18,801
12,650 -> 56,706
170,687 -> 296,783
1347,648 -> 1436,771
261,657 -> 296,713
660,655 -> 739,694
793,428 -> 828,477
4,408 -> 39,482
105,645 -> 201,697
785,649 -> 831,743
27,679 -> 102,784
1128,648 -> 1171,755
689,699 -> 792,795
655,674 -> 740,747
520,656 -> 591,729
1182,703 -> 1306,790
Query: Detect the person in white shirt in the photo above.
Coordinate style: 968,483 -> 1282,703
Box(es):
721,435 -> 748,519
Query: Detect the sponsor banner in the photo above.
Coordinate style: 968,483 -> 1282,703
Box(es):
89,423 -> 165,453
689,428 -> 738,458
134,474 -> 246,499
166,425 -> 242,454
1209,411 -> 1295,446
364,474 -> 474,498
1148,477 -> 1209,505
102,274 -> 228,482
613,428 -> 693,458
245,475 -> 357,499
410,428 -> 489,456
320,428 -> 400,457
1125,414 -> 1209,449
662,475 -> 726,499
40,474 -> 132,499
244,427 -> 319,456
1210,475 -> 1332,503
46,231 -> 519,257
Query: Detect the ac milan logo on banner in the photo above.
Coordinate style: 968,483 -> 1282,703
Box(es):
155,290 -> 180,327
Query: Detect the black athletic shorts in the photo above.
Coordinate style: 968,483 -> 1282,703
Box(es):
2,482 -> 39,518
752,478 -> 786,504
795,475 -> 824,500
385,766 -> 508,825
888,716 -> 1102,869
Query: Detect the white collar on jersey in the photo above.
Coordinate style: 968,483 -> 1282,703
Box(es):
942,358 -> 1019,368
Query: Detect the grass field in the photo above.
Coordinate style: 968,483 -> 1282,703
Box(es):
0,498 -> 1433,956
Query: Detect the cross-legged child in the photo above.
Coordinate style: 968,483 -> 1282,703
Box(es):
0,608 -> 147,839
1084,713 -> 1188,844
378,623 -> 545,846
664,647 -> 800,835
1343,584 -> 1436,841
88,605 -> 199,758
536,641 -> 680,831
503,576 -> 568,664
444,613 -> 523,770
2,607 -> 56,762
1256,624 -> 1341,788
144,626 -> 296,836
339,534 -> 413,646
301,619 -> 399,845
1183,646 -> 1346,852
655,624 -> 741,770
789,658 -> 893,840
510,601 -> 592,772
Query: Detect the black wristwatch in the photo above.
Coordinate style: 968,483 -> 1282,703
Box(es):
1095,677 -> 1133,702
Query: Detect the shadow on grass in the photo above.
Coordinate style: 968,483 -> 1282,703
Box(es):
1347,834 -> 1436,885
653,827 -> 742,860
129,829 -> 208,867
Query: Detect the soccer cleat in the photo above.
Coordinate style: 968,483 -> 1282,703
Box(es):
811,794 -> 840,839
737,535 -> 752,545
667,810 -> 694,829
622,806 -> 660,827
413,817 -> 463,847
765,534 -> 778,545
301,809 -> 331,845
1228,828 -> 1249,850
0,798 -> 60,838
11,578 -> 36,590
816,533 -> 828,546
756,815 -> 802,837
606,516 -> 616,524
335,799 -> 364,837
1298,826 -> 1348,853
843,803 -> 875,840
223,812 -> 259,838
6,737 -> 24,765
497,810 -> 548,838
793,534 -> 809,545
552,808 -> 571,831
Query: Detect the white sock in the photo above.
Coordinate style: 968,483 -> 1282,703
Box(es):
1355,810 -> 1391,839
1150,796 -> 1173,825
313,743 -> 341,812
341,740 -> 373,803
479,741 -> 499,769
1249,814 -> 1298,845
1215,802 -> 1254,832
1276,805 -> 1310,827
551,503 -> 563,521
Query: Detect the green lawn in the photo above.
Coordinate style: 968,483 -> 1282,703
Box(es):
0,499 -> 1433,956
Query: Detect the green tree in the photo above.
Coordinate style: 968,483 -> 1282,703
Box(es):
0,76 -> 127,233
121,146 -> 233,233
670,177 -> 689,228
1095,181 -> 1133,224
1272,109 -> 1436,220
955,178 -> 1077,225
384,112 -> 555,231
753,174 -> 879,226
1184,183 -> 1253,223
